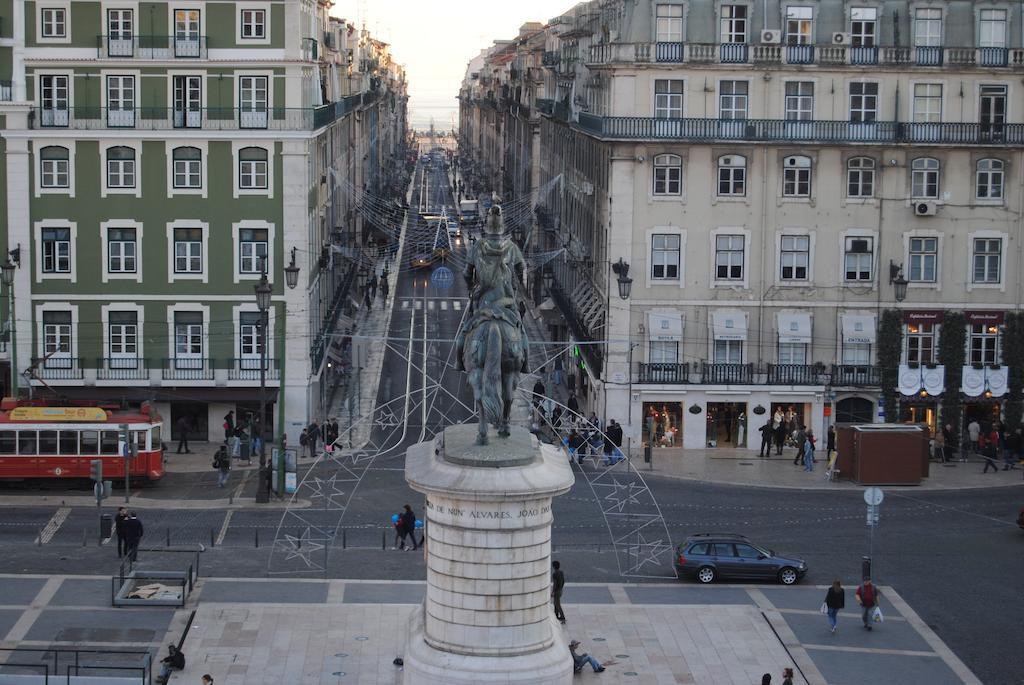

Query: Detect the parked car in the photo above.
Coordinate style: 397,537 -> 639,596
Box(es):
675,533 -> 808,585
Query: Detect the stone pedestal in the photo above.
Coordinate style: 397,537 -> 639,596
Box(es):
403,424 -> 575,685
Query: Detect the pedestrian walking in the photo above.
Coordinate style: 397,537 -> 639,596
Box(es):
115,506 -> 129,558
826,425 -> 836,461
567,429 -> 585,465
175,415 -> 192,454
401,504 -> 419,550
792,425 -> 806,465
369,273 -> 378,300
307,421 -> 321,456
855,577 -> 881,630
604,419 -> 623,465
569,640 -> 607,673
566,392 -> 580,418
124,511 -> 144,563
552,356 -> 564,386
823,579 -> 845,633
760,675 -> 771,685
380,277 -> 390,302
967,418 -> 981,454
941,423 -> 954,463
981,426 -> 1000,473
802,431 -> 815,472
532,378 -> 546,412
759,419 -> 774,458
363,287 -> 372,309
214,445 -> 231,488
1004,427 -> 1021,470
551,560 -> 566,623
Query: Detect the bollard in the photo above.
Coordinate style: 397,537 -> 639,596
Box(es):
255,528 -> 259,548
229,493 -> 234,505
83,528 -> 87,547
166,528 -> 170,547
210,528 -> 215,547
37,527 -> 43,546
342,529 -> 347,549
382,530 -> 386,550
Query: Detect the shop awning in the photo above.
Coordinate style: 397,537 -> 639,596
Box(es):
712,309 -> 747,341
841,314 -> 876,344
777,312 -> 812,344
647,310 -> 683,342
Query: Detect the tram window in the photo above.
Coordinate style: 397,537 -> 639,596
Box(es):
100,431 -> 119,455
0,431 -> 15,454
80,430 -> 99,454
152,426 -> 161,447
18,432 -> 37,455
39,431 -> 58,454
59,431 -> 78,454
133,430 -> 147,451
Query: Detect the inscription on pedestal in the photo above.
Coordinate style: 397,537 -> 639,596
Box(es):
426,499 -> 551,520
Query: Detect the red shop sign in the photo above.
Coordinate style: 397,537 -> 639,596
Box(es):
903,310 -> 944,324
965,311 -> 1005,325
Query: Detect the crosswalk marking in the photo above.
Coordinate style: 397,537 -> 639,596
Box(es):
453,301 -> 462,311
399,298 -> 468,311
428,301 -> 435,310
402,300 -> 409,309
440,301 -> 448,311
35,507 -> 70,545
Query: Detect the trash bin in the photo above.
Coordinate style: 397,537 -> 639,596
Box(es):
239,439 -> 251,462
100,514 -> 113,539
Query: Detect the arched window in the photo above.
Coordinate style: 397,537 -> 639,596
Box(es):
39,146 -> 70,188
172,146 -> 202,188
239,147 -> 269,190
782,155 -> 811,197
911,157 -> 939,199
106,146 -> 136,189
652,153 -> 681,195
717,155 -> 746,196
846,157 -> 875,198
976,158 -> 1003,200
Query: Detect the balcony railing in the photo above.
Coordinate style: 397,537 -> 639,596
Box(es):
33,107 -> 318,131
31,358 -> 84,381
637,362 -> 689,384
701,362 -> 754,384
97,357 -> 150,381
577,113 -> 1024,146
0,81 -> 12,102
655,41 -> 684,63
162,358 -> 214,381
542,51 -> 560,67
535,98 -> 554,116
228,358 -> 281,381
831,364 -> 881,387
96,35 -> 209,59
766,364 -> 825,385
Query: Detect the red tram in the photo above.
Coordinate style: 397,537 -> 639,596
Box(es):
0,400 -> 164,481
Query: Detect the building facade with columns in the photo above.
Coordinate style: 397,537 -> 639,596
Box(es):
461,0 -> 1023,452
0,0 -> 408,444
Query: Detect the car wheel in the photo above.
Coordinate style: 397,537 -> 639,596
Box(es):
778,567 -> 799,585
696,566 -> 716,584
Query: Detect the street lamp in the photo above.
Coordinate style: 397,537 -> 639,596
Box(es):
889,260 -> 908,303
284,247 -> 300,290
612,258 -> 633,300
1,256 -> 18,399
254,270 -> 273,503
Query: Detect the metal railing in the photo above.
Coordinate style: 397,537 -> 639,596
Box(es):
765,363 -> 824,385
96,357 -> 150,381
0,647 -> 151,685
96,34 -> 208,59
655,41 -> 684,62
33,106 -> 316,131
542,50 -> 560,66
577,112 -> 1024,146
701,362 -> 754,384
636,362 -> 689,384
31,357 -> 84,380
161,358 -> 214,381
831,364 -> 881,387
228,357 -> 281,381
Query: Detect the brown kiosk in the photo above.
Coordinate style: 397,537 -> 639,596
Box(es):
835,425 -> 930,485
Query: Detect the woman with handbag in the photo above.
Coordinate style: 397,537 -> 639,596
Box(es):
823,579 -> 845,633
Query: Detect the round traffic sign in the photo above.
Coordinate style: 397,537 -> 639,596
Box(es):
430,266 -> 454,290
863,487 -> 884,506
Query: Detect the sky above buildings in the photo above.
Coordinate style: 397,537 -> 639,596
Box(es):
334,0 -> 561,129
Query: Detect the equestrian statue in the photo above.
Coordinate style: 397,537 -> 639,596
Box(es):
455,204 -> 530,445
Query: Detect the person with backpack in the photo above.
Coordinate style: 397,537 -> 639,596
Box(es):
213,445 -> 231,488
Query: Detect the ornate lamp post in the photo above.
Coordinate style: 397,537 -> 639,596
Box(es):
1,257 -> 17,398
254,268 -> 273,503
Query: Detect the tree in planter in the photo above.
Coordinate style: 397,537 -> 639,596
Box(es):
939,312 -> 967,449
1003,312 -> 1024,432
876,309 -> 903,423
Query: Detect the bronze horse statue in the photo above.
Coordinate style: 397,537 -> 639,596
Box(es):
455,205 -> 529,445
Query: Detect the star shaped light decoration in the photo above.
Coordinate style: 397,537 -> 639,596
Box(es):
602,480 -> 646,514
280,527 -> 326,567
305,475 -> 347,509
376,407 -> 400,428
624,530 -> 672,574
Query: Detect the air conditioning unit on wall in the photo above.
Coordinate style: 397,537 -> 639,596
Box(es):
761,30 -> 782,44
832,32 -> 851,45
914,201 -> 938,216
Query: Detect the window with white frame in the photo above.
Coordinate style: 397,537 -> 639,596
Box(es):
239,311 -> 264,357
41,227 -> 71,273
914,7 -> 942,46
847,157 -> 875,198
979,9 -> 1007,48
851,7 -> 877,46
908,237 -> 937,283
651,234 -> 680,279
239,147 -> 268,189
717,155 -> 746,196
42,311 -> 72,364
40,7 -> 67,37
842,342 -> 870,365
906,323 -> 938,364
780,235 -> 809,281
240,8 -> 266,39
720,4 -> 747,43
969,323 -> 1001,365
654,79 -> 684,118
849,82 -> 878,122
173,228 -> 203,273
655,4 -> 683,42
778,342 -> 807,365
106,146 -> 136,188
911,157 -> 939,199
649,340 -> 678,364
913,83 -> 942,122
172,146 -> 201,188
719,80 -> 748,119
972,238 -> 1002,284
239,228 -> 268,274
107,228 -> 137,273
784,81 -> 813,120
976,158 -> 1004,200
652,154 -> 682,195
782,155 -> 811,197
785,6 -> 812,44
714,339 -> 743,363
844,236 -> 873,282
174,311 -> 203,358
40,146 -> 69,188
108,311 -> 138,358
715,234 -> 744,280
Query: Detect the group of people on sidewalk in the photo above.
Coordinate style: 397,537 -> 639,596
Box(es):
933,419 -> 1024,476
822,576 -> 883,633
530,378 -> 625,467
757,415 -> 837,475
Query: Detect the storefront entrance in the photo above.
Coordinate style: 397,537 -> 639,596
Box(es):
706,402 -> 747,447
643,402 -> 682,448
963,401 -> 1001,430
900,401 -> 938,433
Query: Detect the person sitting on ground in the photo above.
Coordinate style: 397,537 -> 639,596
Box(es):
569,639 -> 606,673
155,644 -> 185,684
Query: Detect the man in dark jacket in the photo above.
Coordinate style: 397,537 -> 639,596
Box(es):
604,419 -> 623,465
223,411 -> 235,441
123,511 -> 144,562
114,506 -> 129,558
400,504 -> 418,550
758,420 -> 774,458
566,392 -> 580,419
551,560 -> 566,623
175,415 -> 192,454
792,425 -> 807,465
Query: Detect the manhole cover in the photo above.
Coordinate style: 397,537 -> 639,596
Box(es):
615,654 -> 629,659
624,671 -> 638,676
334,653 -> 349,658
355,636 -> 369,641
332,672 -> 346,676
592,637 -> 606,642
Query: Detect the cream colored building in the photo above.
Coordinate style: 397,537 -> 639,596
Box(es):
461,0 -> 1023,451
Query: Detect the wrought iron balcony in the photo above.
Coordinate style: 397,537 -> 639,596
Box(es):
577,113 -> 1024,146
96,35 -> 209,59
766,363 -> 826,385
228,358 -> 281,382
701,362 -> 754,384
542,51 -> 560,67
96,357 -> 150,381
534,98 -> 554,116
33,106 -> 319,131
162,358 -> 215,381
831,364 -> 881,387
31,357 -> 85,381
654,42 -> 684,63
636,362 -> 689,384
